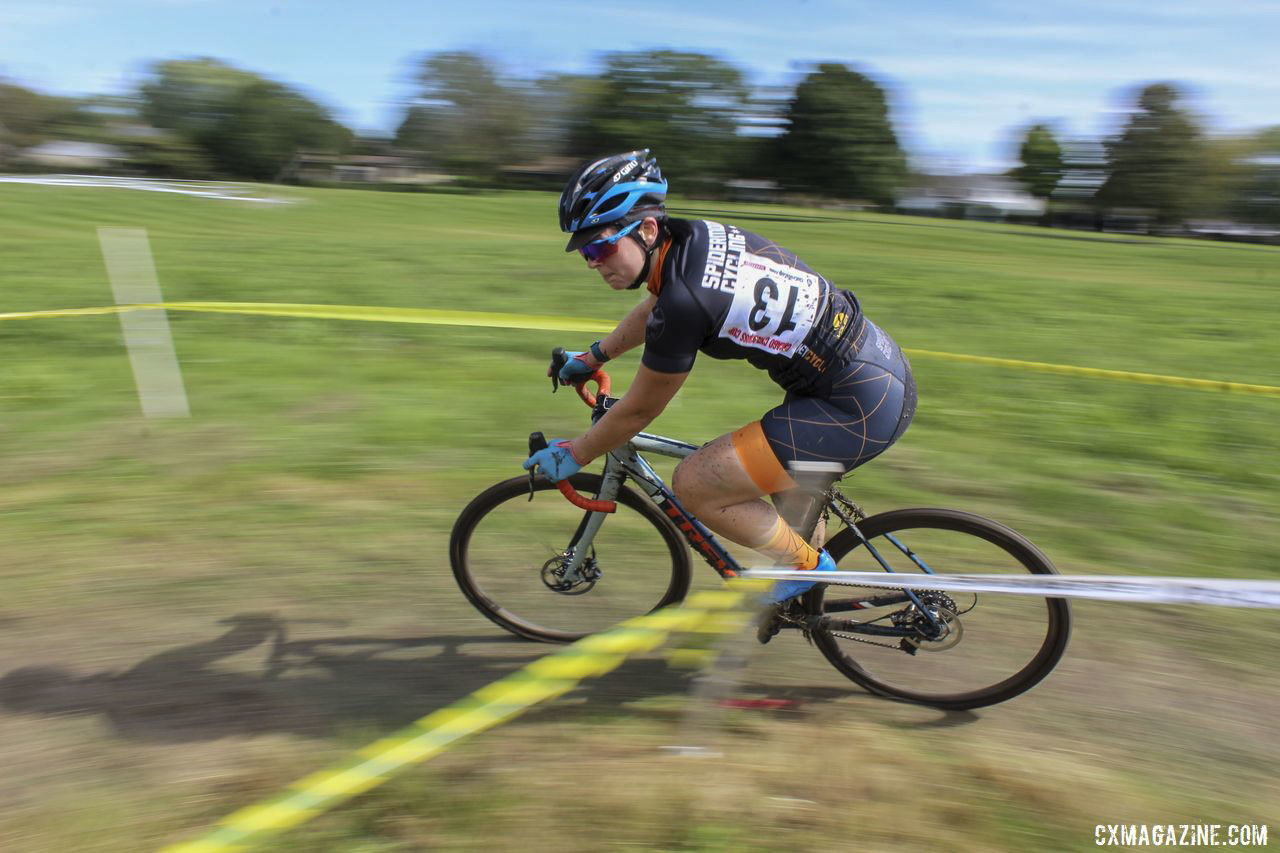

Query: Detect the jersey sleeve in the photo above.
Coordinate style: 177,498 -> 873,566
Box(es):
641,283 -> 709,374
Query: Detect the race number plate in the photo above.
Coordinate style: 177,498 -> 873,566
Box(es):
719,252 -> 824,357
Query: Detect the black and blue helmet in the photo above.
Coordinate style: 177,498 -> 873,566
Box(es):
559,149 -> 668,252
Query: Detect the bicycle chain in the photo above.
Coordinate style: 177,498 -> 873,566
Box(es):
777,603 -> 905,651
827,630 -> 903,650
822,491 -> 901,649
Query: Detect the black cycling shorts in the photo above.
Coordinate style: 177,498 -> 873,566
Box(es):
759,319 -> 916,478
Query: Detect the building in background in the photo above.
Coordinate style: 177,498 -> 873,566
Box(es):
17,140 -> 129,171
895,174 -> 1045,221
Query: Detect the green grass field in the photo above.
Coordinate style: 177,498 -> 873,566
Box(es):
1,183 -> 1277,851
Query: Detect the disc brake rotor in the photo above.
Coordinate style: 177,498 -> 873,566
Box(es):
540,554 -> 599,595
903,605 -> 963,652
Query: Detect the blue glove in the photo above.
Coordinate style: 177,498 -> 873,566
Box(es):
556,351 -> 598,385
523,439 -> 583,483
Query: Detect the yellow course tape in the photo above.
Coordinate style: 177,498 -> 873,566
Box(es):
158,580 -> 769,853
905,347 -> 1280,397
0,301 -> 613,333
4,302 -> 1277,397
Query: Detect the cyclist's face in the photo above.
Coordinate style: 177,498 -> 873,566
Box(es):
584,219 -> 655,290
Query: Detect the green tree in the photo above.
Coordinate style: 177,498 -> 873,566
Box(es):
567,51 -> 751,195
1012,123 -> 1064,200
1222,126 -> 1280,225
139,59 -> 260,137
777,63 -> 906,205
395,51 -> 532,179
1051,139 -> 1109,230
527,72 -> 598,163
1099,83 -> 1206,228
114,132 -> 214,178
0,80 -> 105,163
734,85 -> 791,180
140,58 -> 351,180
213,80 -> 352,180
0,81 -> 57,163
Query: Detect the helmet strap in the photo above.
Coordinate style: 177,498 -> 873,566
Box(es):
625,222 -> 664,290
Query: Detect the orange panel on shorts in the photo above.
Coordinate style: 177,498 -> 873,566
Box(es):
731,421 -> 797,495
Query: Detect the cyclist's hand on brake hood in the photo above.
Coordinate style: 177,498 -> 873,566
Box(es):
553,350 -> 598,385
523,439 -> 584,483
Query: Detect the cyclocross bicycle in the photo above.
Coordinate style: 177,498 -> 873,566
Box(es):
449,351 -> 1071,710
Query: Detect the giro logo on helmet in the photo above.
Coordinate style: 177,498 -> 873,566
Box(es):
612,160 -> 638,182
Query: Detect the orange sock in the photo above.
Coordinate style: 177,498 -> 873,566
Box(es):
755,516 -> 821,570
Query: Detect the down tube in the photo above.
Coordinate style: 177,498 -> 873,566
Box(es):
612,443 -> 744,579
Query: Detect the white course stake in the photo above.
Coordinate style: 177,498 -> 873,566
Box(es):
97,227 -> 190,418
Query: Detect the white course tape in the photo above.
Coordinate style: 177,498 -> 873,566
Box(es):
739,570 -> 1280,609
0,173 -> 292,203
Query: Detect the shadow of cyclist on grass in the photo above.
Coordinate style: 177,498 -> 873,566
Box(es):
0,612 -> 547,741
0,613 -> 960,741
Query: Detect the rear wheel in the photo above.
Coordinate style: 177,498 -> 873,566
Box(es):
450,474 -> 692,643
809,508 -> 1071,710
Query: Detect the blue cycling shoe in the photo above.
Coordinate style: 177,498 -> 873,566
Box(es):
765,549 -> 838,605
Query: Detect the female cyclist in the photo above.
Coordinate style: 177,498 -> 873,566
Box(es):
525,149 -> 916,613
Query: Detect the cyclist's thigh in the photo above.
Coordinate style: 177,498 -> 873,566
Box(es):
671,432 -> 767,507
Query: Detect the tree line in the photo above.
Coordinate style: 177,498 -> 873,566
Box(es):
1,52 -> 1276,228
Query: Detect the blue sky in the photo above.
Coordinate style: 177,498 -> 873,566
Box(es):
2,0 -> 1276,172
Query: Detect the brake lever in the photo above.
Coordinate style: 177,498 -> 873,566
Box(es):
548,346 -> 569,394
527,431 -> 548,501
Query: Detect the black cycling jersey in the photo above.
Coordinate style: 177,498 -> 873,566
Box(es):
642,218 -> 867,394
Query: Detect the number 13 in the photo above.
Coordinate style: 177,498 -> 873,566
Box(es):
748,277 -> 799,335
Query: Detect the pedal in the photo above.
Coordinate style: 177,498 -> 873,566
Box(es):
756,605 -> 783,645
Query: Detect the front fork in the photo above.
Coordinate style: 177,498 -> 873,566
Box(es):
552,455 -> 628,585
550,445 -> 743,586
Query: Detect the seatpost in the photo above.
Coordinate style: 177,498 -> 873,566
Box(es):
781,461 -> 845,544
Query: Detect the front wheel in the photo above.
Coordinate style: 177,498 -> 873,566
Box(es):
808,508 -> 1071,710
450,474 -> 692,643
